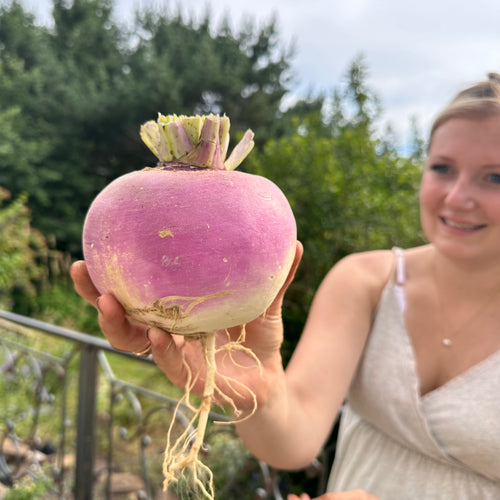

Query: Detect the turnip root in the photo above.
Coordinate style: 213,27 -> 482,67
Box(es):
82,114 -> 296,498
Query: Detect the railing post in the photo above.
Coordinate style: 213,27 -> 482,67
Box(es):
74,344 -> 99,499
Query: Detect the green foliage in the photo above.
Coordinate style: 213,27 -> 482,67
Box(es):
0,187 -> 46,309
207,432 -> 256,500
30,277 -> 100,333
3,471 -> 55,499
0,0 -> 295,254
247,58 -> 426,356
0,105 -> 54,209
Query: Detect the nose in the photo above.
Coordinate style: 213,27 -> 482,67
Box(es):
444,176 -> 476,209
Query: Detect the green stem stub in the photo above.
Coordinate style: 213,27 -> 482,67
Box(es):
140,114 -> 255,171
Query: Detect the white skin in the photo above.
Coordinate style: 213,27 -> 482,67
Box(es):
71,114 -> 500,500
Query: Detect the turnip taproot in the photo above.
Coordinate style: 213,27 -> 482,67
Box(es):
82,114 -> 297,498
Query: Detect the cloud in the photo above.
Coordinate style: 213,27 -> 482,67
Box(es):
18,0 -> 500,146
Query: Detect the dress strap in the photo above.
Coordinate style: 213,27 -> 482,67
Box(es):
392,247 -> 406,313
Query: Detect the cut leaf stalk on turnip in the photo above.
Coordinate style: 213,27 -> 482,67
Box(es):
82,113 -> 297,498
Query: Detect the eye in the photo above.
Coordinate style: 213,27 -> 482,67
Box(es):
429,163 -> 451,175
486,172 -> 500,184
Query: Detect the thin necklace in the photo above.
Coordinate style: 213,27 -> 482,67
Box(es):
437,288 -> 500,347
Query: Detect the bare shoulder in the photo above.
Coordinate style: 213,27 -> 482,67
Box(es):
339,249 -> 395,279
330,249 -> 395,285
319,249 -> 396,309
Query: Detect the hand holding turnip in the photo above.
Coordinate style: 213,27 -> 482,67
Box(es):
74,114 -> 298,498
71,241 -> 301,496
71,240 -> 302,411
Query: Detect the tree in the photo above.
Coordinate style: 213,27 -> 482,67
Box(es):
0,0 -> 43,69
0,0 -> 296,254
246,58 -> 425,358
126,8 -> 294,143
0,3 -> 55,214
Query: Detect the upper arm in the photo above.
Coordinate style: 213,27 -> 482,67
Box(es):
284,250 -> 393,448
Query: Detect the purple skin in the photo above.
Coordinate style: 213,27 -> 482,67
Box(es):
83,168 -> 297,334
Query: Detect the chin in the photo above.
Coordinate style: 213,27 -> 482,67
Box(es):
433,238 -> 500,266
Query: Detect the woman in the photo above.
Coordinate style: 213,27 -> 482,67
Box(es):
71,74 -> 500,499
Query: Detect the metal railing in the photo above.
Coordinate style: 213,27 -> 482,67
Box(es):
0,310 -> 330,499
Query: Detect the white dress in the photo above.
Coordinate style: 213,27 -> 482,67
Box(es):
327,249 -> 500,499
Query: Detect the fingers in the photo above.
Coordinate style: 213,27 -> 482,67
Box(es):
147,327 -> 187,386
324,490 -> 380,500
95,294 -> 152,353
289,240 -> 304,282
288,490 -> 378,500
69,246 -> 304,390
70,260 -> 100,305
70,259 -> 190,385
70,260 -> 152,353
266,240 -> 303,317
285,241 -> 304,290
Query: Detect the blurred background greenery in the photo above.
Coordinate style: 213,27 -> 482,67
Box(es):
0,0 -> 427,357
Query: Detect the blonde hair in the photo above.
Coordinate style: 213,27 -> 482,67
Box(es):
429,73 -> 500,144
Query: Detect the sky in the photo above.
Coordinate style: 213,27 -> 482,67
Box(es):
18,0 -> 500,147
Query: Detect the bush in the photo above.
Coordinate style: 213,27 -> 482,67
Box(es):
0,187 -> 46,310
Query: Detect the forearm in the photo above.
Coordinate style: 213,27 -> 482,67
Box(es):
238,252 -> 384,469
235,369 -> 334,470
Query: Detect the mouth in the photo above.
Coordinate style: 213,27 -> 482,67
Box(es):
440,217 -> 487,231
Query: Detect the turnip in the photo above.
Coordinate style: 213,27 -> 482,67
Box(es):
82,113 -> 296,498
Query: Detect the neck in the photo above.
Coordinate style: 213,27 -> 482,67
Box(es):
429,245 -> 500,299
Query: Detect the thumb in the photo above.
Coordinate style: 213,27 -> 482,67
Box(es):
147,327 -> 189,388
266,240 -> 303,317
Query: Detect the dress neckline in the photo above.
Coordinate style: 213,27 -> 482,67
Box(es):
391,247 -> 500,400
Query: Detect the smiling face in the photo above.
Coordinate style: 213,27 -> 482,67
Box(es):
420,114 -> 500,262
